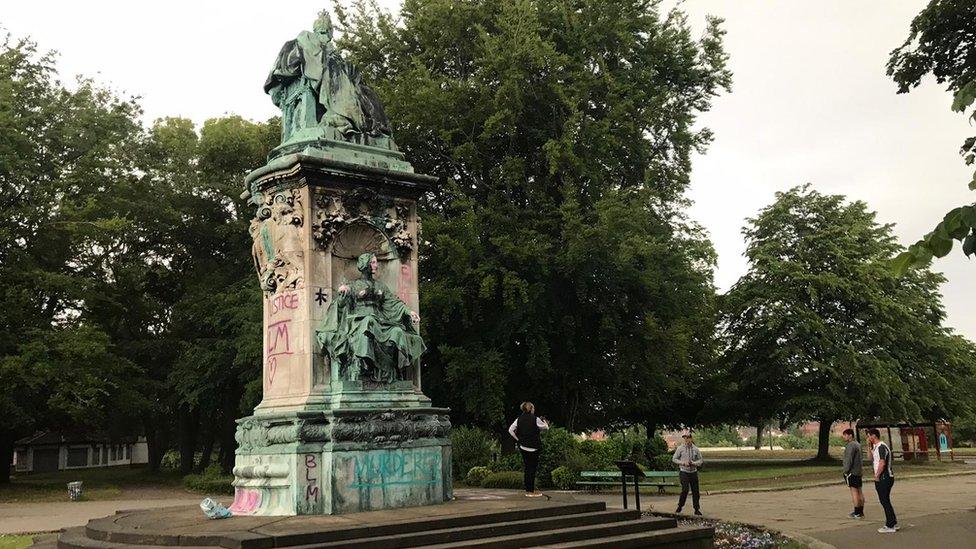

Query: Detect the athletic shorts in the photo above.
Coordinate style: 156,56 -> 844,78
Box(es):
844,474 -> 863,488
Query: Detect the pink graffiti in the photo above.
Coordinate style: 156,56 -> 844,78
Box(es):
266,319 -> 293,388
267,320 -> 293,358
268,357 -> 277,387
396,264 -> 414,303
228,487 -> 262,514
271,292 -> 299,316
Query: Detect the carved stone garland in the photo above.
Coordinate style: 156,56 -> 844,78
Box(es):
235,411 -> 449,453
312,187 -> 413,258
249,188 -> 305,293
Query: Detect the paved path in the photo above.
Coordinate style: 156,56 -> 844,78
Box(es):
577,472 -> 976,548
0,497 -> 201,535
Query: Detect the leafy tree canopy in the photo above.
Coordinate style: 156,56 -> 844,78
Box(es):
719,184 -> 975,458
887,0 -> 976,272
336,0 -> 731,430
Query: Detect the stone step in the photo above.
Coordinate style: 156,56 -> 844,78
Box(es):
29,533 -> 58,549
417,517 -> 678,549
536,525 -> 716,548
56,527 -> 211,549
83,501 -> 609,548
288,509 -> 647,549
266,501 -> 607,548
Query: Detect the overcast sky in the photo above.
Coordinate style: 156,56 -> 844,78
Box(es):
3,1 -> 974,339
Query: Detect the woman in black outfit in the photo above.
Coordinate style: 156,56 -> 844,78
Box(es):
507,401 -> 550,497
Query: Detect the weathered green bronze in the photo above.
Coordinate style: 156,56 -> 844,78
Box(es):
265,10 -> 396,156
231,11 -> 449,517
318,252 -> 425,383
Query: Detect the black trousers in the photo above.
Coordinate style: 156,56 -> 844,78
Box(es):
520,449 -> 540,492
678,471 -> 701,511
875,476 -> 897,527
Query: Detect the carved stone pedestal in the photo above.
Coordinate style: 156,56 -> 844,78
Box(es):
231,408 -> 451,515
232,143 -> 449,516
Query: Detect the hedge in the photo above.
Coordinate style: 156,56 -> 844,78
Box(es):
480,471 -> 524,489
183,473 -> 234,495
465,466 -> 492,486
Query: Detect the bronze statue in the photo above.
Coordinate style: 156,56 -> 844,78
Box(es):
317,253 -> 424,382
264,10 -> 395,149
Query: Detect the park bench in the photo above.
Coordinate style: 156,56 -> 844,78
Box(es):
577,470 -> 680,494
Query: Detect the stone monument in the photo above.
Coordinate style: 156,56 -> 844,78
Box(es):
230,10 -> 450,516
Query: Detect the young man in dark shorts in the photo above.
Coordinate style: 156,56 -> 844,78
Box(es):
841,428 -> 864,518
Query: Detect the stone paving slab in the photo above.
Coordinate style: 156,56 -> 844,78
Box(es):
0,498 -> 201,535
576,471 -> 976,547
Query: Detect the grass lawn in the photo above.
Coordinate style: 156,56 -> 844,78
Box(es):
681,458 -> 968,492
573,453 -> 972,494
700,459 -> 964,491
700,448 -> 846,460
0,466 -> 183,503
0,536 -> 32,549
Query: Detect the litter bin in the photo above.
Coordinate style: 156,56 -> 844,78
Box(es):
68,481 -> 83,501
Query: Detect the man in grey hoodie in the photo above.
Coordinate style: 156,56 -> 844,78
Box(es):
842,428 -> 864,518
673,432 -> 704,515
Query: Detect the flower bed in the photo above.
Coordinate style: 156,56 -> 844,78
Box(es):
676,517 -> 807,549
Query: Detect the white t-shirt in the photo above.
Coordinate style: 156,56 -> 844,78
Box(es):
872,441 -> 894,478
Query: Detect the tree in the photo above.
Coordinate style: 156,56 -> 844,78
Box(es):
147,116 -> 275,473
0,34 -> 277,478
720,185 -> 974,459
0,35 -> 152,481
335,0 -> 730,435
887,0 -> 976,273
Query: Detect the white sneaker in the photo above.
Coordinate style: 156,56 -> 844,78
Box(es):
878,526 -> 897,533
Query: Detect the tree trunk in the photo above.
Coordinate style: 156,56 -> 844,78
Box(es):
143,415 -> 170,473
218,386 -> 242,474
816,418 -> 834,460
178,405 -> 200,475
643,419 -> 658,461
753,419 -> 764,450
194,426 -> 216,473
219,413 -> 237,474
0,431 -> 14,484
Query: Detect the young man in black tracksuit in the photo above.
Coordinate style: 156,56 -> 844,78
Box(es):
867,428 -> 898,533
508,401 -> 550,497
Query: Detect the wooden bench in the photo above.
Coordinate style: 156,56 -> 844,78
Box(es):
577,470 -> 680,494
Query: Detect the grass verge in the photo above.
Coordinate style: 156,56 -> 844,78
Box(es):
0,536 -> 32,549
0,466 -> 183,503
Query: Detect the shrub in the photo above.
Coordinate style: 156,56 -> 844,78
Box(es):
451,426 -> 499,479
537,428 -> 579,488
489,451 -> 523,472
160,450 -> 181,471
646,433 -> 669,459
608,427 -> 665,465
465,466 -> 491,486
550,466 -> 577,490
480,471 -> 524,489
183,473 -> 234,495
578,439 -> 624,471
652,454 -> 676,471
693,425 -> 744,447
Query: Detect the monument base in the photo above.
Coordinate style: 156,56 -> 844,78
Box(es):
52,491 -> 715,549
230,407 -> 451,516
